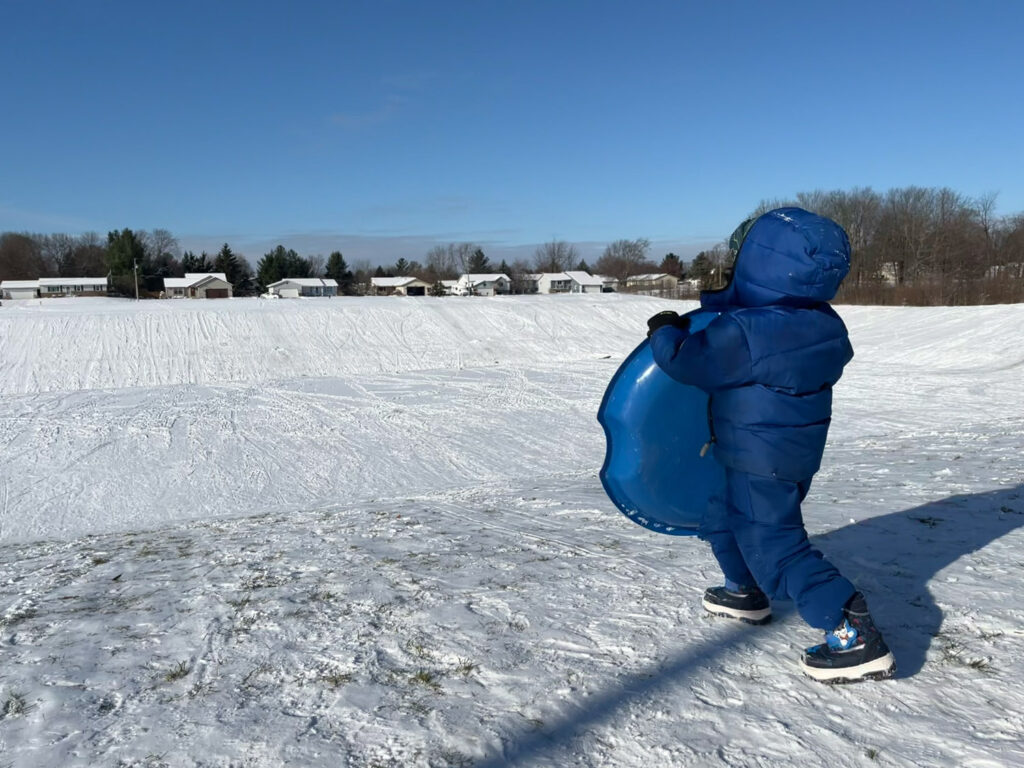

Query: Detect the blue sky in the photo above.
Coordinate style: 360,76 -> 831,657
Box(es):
2,1 -> 1023,267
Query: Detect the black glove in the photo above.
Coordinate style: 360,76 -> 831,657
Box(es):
646,311 -> 690,338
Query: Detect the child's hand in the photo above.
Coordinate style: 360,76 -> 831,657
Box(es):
646,311 -> 690,338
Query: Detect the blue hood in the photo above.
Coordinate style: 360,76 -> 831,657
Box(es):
702,207 -> 851,309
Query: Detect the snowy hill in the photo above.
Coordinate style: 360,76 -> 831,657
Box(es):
0,295 -> 1022,767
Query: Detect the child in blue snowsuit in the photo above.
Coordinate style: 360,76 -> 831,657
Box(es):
648,207 -> 895,683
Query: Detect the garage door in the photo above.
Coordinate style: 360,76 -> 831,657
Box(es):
205,289 -> 229,299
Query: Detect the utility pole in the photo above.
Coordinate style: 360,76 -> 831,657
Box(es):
133,259 -> 139,301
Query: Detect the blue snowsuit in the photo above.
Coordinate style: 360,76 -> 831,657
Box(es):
650,207 -> 856,630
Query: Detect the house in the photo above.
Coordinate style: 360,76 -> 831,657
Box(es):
455,273 -> 511,296
439,279 -> 460,296
1,279 -> 41,300
625,273 -> 679,292
38,277 -> 108,297
563,271 -> 605,293
164,272 -> 233,299
2,277 -> 109,300
513,274 -> 540,294
265,278 -> 338,298
370,276 -> 432,296
593,274 -> 619,292
535,273 -> 572,294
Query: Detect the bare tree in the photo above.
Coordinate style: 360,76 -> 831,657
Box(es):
307,254 -> 326,277
0,233 -> 50,279
595,238 -> 652,282
532,239 -> 578,273
425,245 -> 458,279
508,258 -> 537,293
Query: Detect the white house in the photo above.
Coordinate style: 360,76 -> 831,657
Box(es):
455,273 -> 511,296
439,279 -> 460,296
535,273 -> 572,294
1,280 -> 41,300
625,273 -> 679,291
266,278 -> 338,298
370,276 -> 431,296
534,271 -> 605,294
563,271 -> 605,293
38,277 -> 108,297
2,277 -> 109,300
164,272 -> 233,299
593,274 -> 619,292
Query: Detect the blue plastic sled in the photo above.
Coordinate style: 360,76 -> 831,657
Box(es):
597,310 -> 725,535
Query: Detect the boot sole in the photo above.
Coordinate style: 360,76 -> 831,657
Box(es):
702,598 -> 772,625
799,651 -> 896,684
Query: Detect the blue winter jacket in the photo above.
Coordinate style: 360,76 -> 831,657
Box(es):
650,207 -> 854,481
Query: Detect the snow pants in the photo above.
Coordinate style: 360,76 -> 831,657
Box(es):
700,467 -> 855,630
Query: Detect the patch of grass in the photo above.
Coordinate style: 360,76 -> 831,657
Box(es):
241,663 -> 274,691
320,670 -> 354,688
454,658 -> 479,677
407,639 -> 432,659
410,669 -> 441,692
240,571 -> 282,590
865,747 -> 879,760
162,661 -> 192,683
939,638 -> 992,672
0,603 -> 37,628
310,586 -> 335,602
432,750 -> 473,767
136,543 -> 163,558
1,691 -> 37,719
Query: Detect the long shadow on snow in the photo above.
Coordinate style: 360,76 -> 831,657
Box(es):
475,484 -> 1024,768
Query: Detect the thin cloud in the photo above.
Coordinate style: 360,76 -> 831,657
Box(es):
0,202 -> 97,234
329,94 -> 405,129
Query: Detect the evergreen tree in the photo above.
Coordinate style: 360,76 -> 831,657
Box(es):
688,252 -> 714,287
374,265 -> 386,277
182,251 -> 214,273
497,259 -> 511,276
325,251 -> 354,294
106,229 -> 146,275
575,259 -> 591,273
430,280 -> 446,297
394,257 -> 410,275
660,252 -> 682,278
214,243 -> 242,285
467,248 -> 490,273
256,245 -> 310,290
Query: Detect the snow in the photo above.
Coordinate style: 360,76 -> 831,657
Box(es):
0,294 -> 1022,767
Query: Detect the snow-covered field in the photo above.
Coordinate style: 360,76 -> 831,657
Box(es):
0,295 -> 1022,767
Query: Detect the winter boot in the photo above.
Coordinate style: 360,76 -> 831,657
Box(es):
702,584 -> 771,625
800,592 -> 896,683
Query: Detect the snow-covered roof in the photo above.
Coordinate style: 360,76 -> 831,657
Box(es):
0,280 -> 41,289
460,273 -> 511,284
266,278 -> 338,288
536,272 -> 569,281
564,271 -> 604,286
627,273 -> 672,282
166,273 -> 230,289
38,277 -> 107,287
440,280 -> 459,287
371,276 -> 423,287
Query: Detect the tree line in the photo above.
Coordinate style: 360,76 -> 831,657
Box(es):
2,185 -> 1022,303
